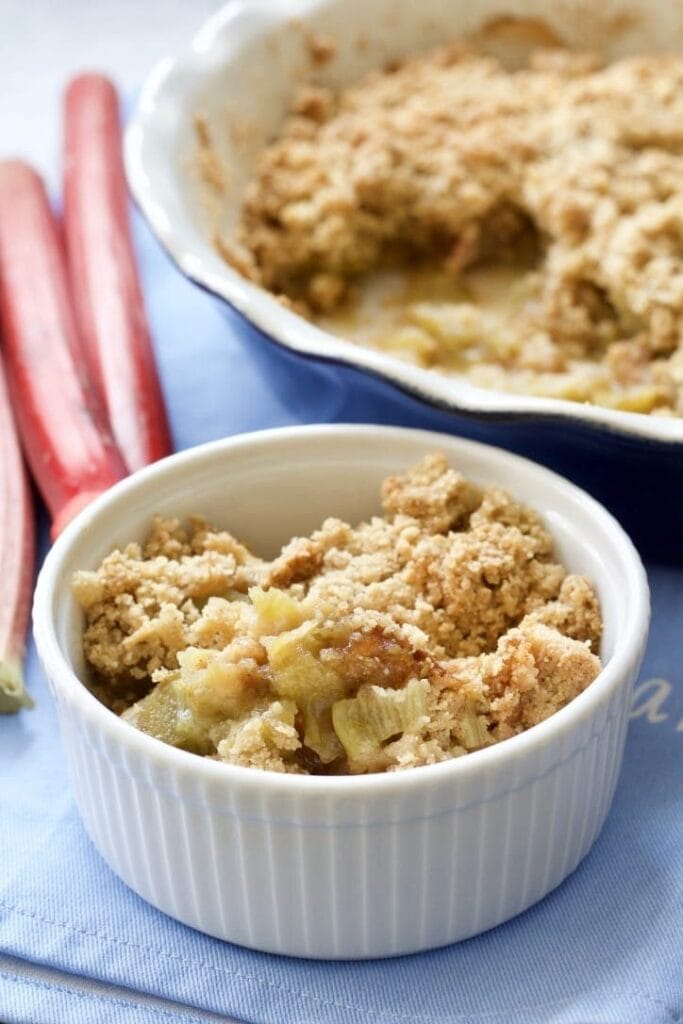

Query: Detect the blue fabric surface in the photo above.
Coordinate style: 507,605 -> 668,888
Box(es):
0,953 -> 230,1024
1,209 -> 681,1024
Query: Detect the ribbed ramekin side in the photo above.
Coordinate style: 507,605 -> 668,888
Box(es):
584,680 -> 636,852
51,657 -> 637,959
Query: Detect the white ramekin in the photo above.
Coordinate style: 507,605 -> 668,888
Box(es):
125,0 -> 683,446
33,426 -> 649,959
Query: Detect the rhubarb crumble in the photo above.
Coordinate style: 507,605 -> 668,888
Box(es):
224,44 -> 683,415
72,455 -> 602,774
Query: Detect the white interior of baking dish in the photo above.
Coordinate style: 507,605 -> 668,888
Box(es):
126,0 -> 683,444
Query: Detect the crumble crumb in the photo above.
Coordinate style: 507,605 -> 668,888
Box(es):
193,114 -> 229,194
73,455 -> 602,773
380,452 -> 482,532
305,30 -> 337,67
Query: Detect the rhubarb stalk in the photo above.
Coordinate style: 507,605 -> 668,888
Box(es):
0,351 -> 35,712
64,74 -> 172,472
0,160 -> 127,538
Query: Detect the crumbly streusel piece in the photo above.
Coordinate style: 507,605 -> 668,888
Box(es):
215,702 -> 303,773
299,457 -> 566,658
380,453 -> 482,532
521,573 -> 602,651
72,516 -> 265,708
372,619 -> 600,773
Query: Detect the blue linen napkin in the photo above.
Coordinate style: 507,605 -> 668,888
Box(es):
0,209 -> 681,1024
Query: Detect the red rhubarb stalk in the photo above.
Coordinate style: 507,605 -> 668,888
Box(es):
0,160 -> 127,539
0,351 -> 35,712
64,73 -> 172,473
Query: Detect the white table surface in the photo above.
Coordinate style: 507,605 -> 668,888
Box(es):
0,0 -> 218,191
0,2 -> 243,1020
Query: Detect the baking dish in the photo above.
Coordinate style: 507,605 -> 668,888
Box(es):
33,425 -> 649,958
124,0 -> 683,558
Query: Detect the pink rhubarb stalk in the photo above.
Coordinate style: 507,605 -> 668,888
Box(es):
64,73 -> 172,472
0,351 -> 35,711
0,160 -> 127,539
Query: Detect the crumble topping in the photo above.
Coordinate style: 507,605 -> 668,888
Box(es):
72,455 -> 602,773
226,44 -> 683,415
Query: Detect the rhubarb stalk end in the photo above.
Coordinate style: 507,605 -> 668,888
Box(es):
0,659 -> 34,713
